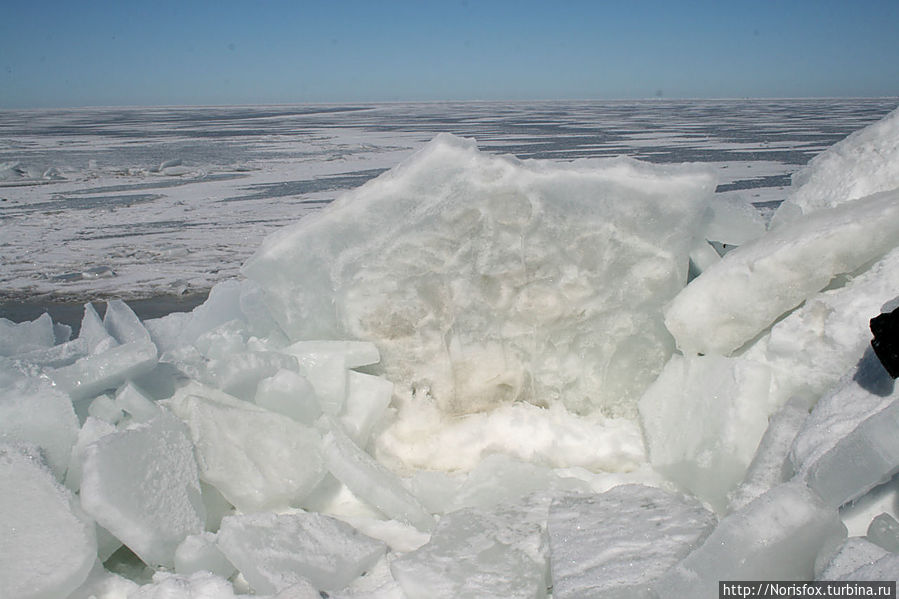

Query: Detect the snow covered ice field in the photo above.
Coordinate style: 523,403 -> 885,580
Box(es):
3,99 -> 899,598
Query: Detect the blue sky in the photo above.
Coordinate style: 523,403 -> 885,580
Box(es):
2,0 -> 898,108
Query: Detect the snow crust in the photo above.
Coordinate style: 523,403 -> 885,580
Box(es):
2,105 -> 899,597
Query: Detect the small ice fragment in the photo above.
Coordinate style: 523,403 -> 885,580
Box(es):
166,389 -> 326,513
64,416 -> 116,491
114,381 -> 161,423
866,513 -> 899,553
65,559 -> 139,599
51,340 -> 158,401
129,571 -> 240,599
255,368 -> 321,425
548,484 -> 717,599
88,394 -> 122,424
79,411 -> 206,568
286,340 -> 381,369
103,299 -> 150,344
206,350 -> 298,401
174,532 -> 236,579
817,537 -> 890,580
216,511 -> 386,594
322,419 -> 435,531
339,370 -> 393,446
79,302 -> 117,354
391,505 -> 548,599
0,443 -> 97,599
656,482 -> 846,596
0,312 -> 56,356
806,399 -> 899,507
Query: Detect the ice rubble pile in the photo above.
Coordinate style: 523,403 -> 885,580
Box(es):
2,107 -> 899,598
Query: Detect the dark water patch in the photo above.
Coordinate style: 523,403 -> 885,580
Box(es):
62,173 -> 247,196
715,175 -> 793,193
1,193 -> 163,214
221,168 -> 386,202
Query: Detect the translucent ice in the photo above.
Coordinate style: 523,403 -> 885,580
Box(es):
817,537 -> 889,580
548,484 -> 716,599
867,513 -> 899,553
0,443 -> 97,599
79,411 -> 206,568
245,134 -> 714,418
0,313 -> 56,356
174,532 -> 236,579
216,510 -> 386,594
166,387 -> 326,512
657,482 -> 846,596
254,368 -> 321,425
665,189 -> 899,356
775,106 -> 899,223
51,339 -> 158,401
129,571 -> 240,599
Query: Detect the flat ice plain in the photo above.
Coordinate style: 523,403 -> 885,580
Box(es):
3,99 -> 899,598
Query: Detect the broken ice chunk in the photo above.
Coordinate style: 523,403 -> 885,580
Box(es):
79,302 -> 117,354
51,339 -> 158,401
638,353 -> 773,511
548,484 -> 717,599
391,505 -> 548,599
166,389 -> 326,513
0,312 -> 56,356
103,299 -> 151,345
0,377 -> 79,480
79,411 -> 206,568
114,381 -> 161,423
255,368 -> 321,424
129,571 -> 241,599
0,443 -> 97,599
174,532 -> 236,579
665,189 -> 899,356
88,393 -> 122,424
322,420 -> 435,531
216,511 -> 386,594
339,370 -> 394,446
205,349 -> 298,401
64,416 -> 116,492
867,513 -> 899,553
656,482 -> 846,597
817,537 -> 890,580
806,399 -> 899,508
286,340 -> 381,369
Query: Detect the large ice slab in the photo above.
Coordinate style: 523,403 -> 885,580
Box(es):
0,313 -> 56,356
665,189 -> 899,356
79,411 -> 206,568
0,443 -> 97,599
775,106 -> 899,223
244,134 -> 715,418
166,386 -> 326,512
391,505 -> 549,599
548,484 -> 716,598
638,353 -> 773,511
656,482 -> 846,597
216,511 -> 386,594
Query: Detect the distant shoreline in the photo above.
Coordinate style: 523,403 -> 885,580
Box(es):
0,291 -> 210,334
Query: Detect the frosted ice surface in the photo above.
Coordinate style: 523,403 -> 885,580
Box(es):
0,443 -> 97,599
727,396 -> 807,512
329,555 -> 405,599
255,368 -> 321,425
839,553 -> 899,583
867,513 -> 899,552
638,353 -> 773,511
0,376 -> 79,480
817,537 -> 890,580
88,393 -> 123,424
114,381 -> 162,423
340,370 -> 393,446
129,571 -> 240,599
702,194 -> 767,246
79,302 -> 117,354
282,341 -> 381,416
656,482 -> 846,597
806,399 -> 899,508
322,419 -> 435,531
174,532 -> 236,579
103,299 -> 152,345
79,411 -> 206,568
548,484 -> 716,599
775,107 -> 899,223
216,510 -> 386,594
391,505 -> 549,599
790,348 -> 898,479
51,338 -> 158,401
665,189 -> 899,356
166,388 -> 326,512
65,559 -> 139,599
0,313 -> 56,356
244,134 -> 715,418
65,416 -> 116,492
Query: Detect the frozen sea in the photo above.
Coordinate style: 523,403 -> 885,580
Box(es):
1,99 -> 896,321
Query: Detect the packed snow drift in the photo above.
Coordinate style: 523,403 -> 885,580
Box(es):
2,106 -> 899,598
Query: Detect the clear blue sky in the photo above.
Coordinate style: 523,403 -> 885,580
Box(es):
2,0 -> 897,108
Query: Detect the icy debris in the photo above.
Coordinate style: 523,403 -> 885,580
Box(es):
283,341 -> 380,415
0,443 -> 97,599
657,482 -> 846,596
665,189 -> 899,356
727,396 -> 808,512
65,416 -> 116,492
322,419 -> 435,532
254,368 -> 321,425
245,133 -> 714,419
129,571 -> 240,599
806,398 -> 899,508
702,194 -> 767,246
216,510 -> 386,594
0,312 -> 56,356
548,484 -> 716,599
0,376 -> 79,480
838,553 -> 899,583
638,353 -> 773,511
51,337 -> 158,401
104,299 -> 152,345
391,504 -> 549,599
174,532 -> 236,579
65,559 -> 139,599
775,106 -> 899,223
166,388 -> 326,513
817,537 -> 890,580
867,513 -> 899,552
114,380 -> 161,423
339,370 -> 393,446
88,393 -> 123,423
79,411 -> 206,568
